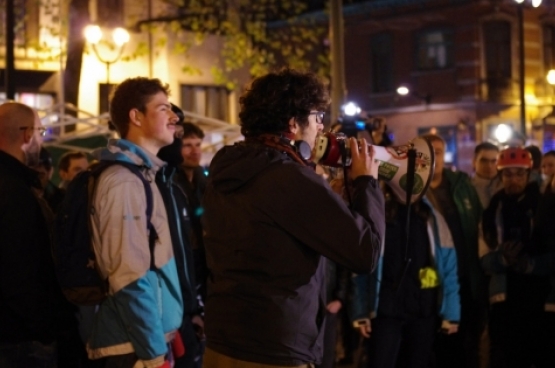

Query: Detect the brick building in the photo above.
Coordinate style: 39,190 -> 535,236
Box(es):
342,0 -> 555,172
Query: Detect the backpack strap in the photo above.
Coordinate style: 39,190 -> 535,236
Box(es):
89,161 -> 158,270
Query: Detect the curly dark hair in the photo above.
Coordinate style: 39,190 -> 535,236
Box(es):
239,68 -> 330,137
109,77 -> 171,138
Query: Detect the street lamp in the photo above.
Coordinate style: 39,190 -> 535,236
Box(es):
514,0 -> 542,136
83,24 -> 130,86
396,85 -> 431,105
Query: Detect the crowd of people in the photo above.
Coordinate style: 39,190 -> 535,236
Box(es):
0,68 -> 554,368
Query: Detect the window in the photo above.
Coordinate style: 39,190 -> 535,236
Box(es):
415,29 -> 453,70
543,25 -> 555,71
483,21 -> 511,80
180,85 -> 230,122
370,33 -> 393,93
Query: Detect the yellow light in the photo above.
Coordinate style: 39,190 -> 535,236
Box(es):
112,27 -> 130,46
531,0 -> 542,7
547,70 -> 555,85
84,25 -> 102,44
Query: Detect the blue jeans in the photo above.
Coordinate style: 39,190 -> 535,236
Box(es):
0,340 -> 57,368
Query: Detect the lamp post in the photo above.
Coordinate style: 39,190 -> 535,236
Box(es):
396,85 -> 431,105
514,0 -> 542,136
83,25 -> 130,86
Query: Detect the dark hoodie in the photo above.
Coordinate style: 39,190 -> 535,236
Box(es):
202,141 -> 384,365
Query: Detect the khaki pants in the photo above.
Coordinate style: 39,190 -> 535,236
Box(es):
203,348 -> 315,368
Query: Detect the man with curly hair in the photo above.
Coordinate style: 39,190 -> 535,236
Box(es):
201,68 -> 385,367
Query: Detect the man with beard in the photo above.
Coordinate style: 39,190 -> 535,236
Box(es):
481,146 -> 548,368
0,102 -> 58,367
201,68 -> 385,367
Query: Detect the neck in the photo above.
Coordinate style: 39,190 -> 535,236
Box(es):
125,135 -> 160,156
475,173 -> 495,181
430,173 -> 443,189
182,166 -> 195,183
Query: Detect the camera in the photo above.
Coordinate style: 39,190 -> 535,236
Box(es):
333,116 -> 385,138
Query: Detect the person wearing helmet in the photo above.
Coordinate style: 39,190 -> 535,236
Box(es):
481,146 -> 548,368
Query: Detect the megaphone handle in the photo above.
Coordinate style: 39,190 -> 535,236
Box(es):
338,139 -> 353,209
404,148 -> 417,260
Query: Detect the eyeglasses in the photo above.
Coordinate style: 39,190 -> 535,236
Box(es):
309,111 -> 325,124
20,126 -> 47,137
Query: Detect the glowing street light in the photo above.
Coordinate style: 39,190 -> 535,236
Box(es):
84,24 -> 130,86
396,85 -> 431,105
494,124 -> 513,144
396,86 -> 410,96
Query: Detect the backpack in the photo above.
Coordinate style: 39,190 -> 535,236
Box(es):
52,160 -> 157,306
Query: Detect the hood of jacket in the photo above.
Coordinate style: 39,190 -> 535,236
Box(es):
209,141 -> 292,194
93,139 -> 166,172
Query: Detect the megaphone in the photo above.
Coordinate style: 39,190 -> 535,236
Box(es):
313,132 -> 435,204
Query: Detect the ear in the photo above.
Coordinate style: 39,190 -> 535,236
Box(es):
288,117 -> 298,134
129,109 -> 142,127
22,128 -> 33,144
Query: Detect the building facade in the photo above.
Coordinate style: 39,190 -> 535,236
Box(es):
342,0 -> 555,172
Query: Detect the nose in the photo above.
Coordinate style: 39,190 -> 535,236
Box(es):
169,110 -> 179,123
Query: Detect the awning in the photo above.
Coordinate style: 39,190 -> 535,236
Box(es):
0,69 -> 56,92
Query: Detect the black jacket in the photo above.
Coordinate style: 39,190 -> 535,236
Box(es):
174,167 -> 208,303
202,141 -> 385,365
0,150 -> 58,344
156,165 -> 199,317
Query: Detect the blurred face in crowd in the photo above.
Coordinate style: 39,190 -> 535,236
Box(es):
34,165 -> 52,189
541,155 -> 555,178
181,134 -> 203,168
431,139 -> 445,181
501,168 -> 528,196
474,149 -> 499,180
60,157 -> 89,182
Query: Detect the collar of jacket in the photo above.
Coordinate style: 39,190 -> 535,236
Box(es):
157,164 -> 176,184
95,139 -> 166,170
0,149 -> 42,189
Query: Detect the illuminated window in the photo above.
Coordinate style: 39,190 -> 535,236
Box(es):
415,28 -> 453,70
180,85 -> 230,122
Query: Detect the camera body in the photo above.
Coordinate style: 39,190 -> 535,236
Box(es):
333,116 -> 385,138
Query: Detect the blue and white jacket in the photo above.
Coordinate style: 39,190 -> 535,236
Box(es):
351,198 -> 461,325
87,139 -> 183,367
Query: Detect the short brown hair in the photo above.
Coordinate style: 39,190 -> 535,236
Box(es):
474,142 -> 499,157
58,151 -> 87,173
182,122 -> 205,140
109,77 -> 171,138
421,133 -> 445,147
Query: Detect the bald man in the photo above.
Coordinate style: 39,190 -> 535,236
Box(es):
0,102 -> 58,367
